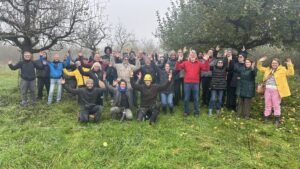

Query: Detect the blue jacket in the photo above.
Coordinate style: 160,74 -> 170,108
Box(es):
47,57 -> 71,79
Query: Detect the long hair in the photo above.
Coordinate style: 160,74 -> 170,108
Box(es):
269,58 -> 281,68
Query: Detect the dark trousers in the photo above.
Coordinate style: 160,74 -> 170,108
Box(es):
37,77 -> 50,99
173,79 -> 181,106
237,97 -> 252,118
226,86 -> 237,111
137,105 -> 160,123
80,105 -> 102,122
180,78 -> 185,100
20,78 -> 36,105
132,89 -> 138,107
201,77 -> 211,106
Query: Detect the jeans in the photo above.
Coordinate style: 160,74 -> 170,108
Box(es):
161,93 -> 174,108
184,83 -> 199,114
48,78 -> 62,104
209,90 -> 224,110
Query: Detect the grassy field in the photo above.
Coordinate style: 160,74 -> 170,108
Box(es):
0,65 -> 299,169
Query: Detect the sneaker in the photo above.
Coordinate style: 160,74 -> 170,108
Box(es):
194,114 -> 199,118
184,113 -> 188,117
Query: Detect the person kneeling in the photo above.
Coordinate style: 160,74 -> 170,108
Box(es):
105,78 -> 133,121
62,78 -> 106,123
131,72 -> 172,125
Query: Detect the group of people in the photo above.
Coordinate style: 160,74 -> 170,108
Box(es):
8,46 -> 294,126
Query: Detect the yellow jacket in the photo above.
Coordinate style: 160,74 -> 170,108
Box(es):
63,67 -> 90,87
257,61 -> 294,98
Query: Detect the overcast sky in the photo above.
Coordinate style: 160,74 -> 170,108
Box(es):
105,0 -> 170,40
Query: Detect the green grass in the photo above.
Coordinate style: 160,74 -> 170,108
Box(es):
0,65 -> 299,169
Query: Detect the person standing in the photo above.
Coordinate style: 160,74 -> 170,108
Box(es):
175,50 -> 210,117
236,59 -> 257,119
257,56 -> 294,127
36,51 -> 50,100
8,51 -> 45,106
46,54 -> 71,105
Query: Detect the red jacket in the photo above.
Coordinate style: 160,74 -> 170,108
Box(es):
175,59 -> 209,83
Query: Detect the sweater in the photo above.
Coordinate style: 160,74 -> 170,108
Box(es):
130,77 -> 171,107
175,59 -> 210,83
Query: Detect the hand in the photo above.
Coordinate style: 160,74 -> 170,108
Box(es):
251,62 -> 256,69
203,54 -> 209,61
241,45 -> 246,51
216,45 -> 220,51
137,72 -> 142,79
113,80 -> 118,86
42,61 -> 47,65
63,54 -> 67,60
168,70 -> 173,81
259,56 -> 267,62
103,72 -> 107,81
39,51 -> 44,56
98,80 -> 105,89
183,47 -> 187,53
60,78 -> 66,85
285,58 -> 292,64
8,60 -> 12,65
67,49 -> 71,54
178,55 -> 184,62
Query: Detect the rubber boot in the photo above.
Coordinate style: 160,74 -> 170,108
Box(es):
274,116 -> 280,128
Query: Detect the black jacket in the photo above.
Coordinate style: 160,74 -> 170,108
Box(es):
228,60 -> 244,87
78,66 -> 103,87
35,56 -> 50,78
210,66 -> 227,90
130,77 -> 171,107
159,70 -> 174,94
63,84 -> 106,109
8,60 -> 44,81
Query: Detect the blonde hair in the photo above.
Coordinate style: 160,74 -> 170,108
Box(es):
91,62 -> 102,70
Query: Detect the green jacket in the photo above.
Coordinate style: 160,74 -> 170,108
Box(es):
236,67 -> 257,98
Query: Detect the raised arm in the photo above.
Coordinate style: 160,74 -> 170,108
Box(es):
63,68 -> 76,77
62,79 -> 79,94
78,66 -> 92,77
256,56 -> 268,73
8,61 -> 22,70
285,59 -> 294,76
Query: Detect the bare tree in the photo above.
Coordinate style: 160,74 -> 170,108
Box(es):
114,22 -> 134,52
0,0 -> 89,54
74,0 -> 109,55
